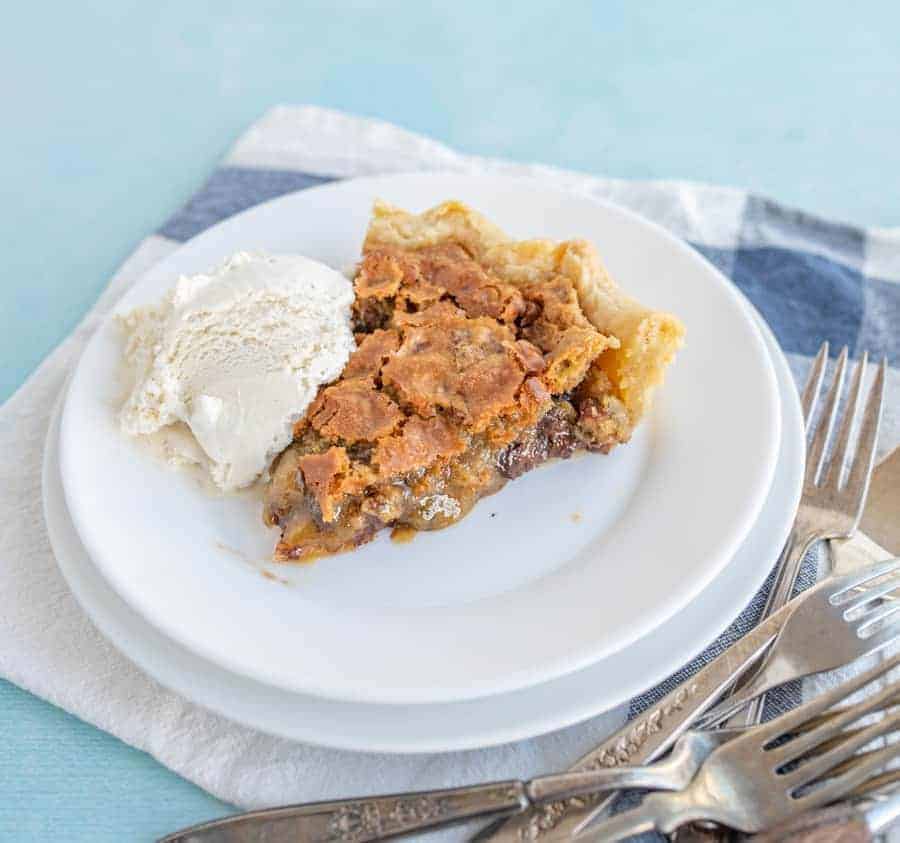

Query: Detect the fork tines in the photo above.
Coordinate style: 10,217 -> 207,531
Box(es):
829,557 -> 900,602
764,660 -> 900,803
805,343 -> 887,497
835,564 -> 900,645
762,651 -> 900,744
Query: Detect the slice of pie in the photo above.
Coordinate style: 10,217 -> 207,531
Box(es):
264,200 -> 685,561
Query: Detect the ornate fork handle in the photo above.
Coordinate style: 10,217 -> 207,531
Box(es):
159,757 -> 708,842
160,783 -> 529,842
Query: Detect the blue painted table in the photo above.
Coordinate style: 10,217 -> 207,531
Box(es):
2,2 -> 898,839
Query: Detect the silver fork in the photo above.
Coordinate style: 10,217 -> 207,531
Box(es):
740,342 -> 887,724
577,654 -> 900,841
694,556 -> 900,728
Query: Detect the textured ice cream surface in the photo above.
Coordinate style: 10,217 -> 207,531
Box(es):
119,251 -> 355,491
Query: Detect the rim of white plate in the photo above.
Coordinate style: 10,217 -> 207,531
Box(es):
58,173 -> 781,704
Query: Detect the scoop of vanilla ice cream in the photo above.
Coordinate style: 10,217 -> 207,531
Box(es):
120,251 -> 355,491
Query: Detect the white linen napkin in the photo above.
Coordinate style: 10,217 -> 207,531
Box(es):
2,106 -> 898,839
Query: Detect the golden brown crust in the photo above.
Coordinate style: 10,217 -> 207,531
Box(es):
297,447 -> 350,523
365,199 -> 685,435
392,300 -> 466,328
354,251 -> 405,299
309,378 -> 404,443
343,329 -> 400,379
373,415 -> 465,476
381,318 -> 526,429
543,326 -> 613,394
417,243 -> 527,323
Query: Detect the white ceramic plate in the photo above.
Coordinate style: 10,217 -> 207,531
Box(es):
59,173 -> 781,705
44,310 -> 803,753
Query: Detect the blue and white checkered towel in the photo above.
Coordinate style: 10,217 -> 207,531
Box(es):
0,106 -> 897,840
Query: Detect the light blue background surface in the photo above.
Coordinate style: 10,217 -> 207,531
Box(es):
2,2 -> 899,840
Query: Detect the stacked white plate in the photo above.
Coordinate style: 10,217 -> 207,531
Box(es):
45,175 -> 805,753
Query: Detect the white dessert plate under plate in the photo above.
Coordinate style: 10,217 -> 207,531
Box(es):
44,310 -> 802,752
59,173 -> 781,705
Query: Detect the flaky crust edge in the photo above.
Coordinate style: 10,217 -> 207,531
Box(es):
364,199 -> 685,436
